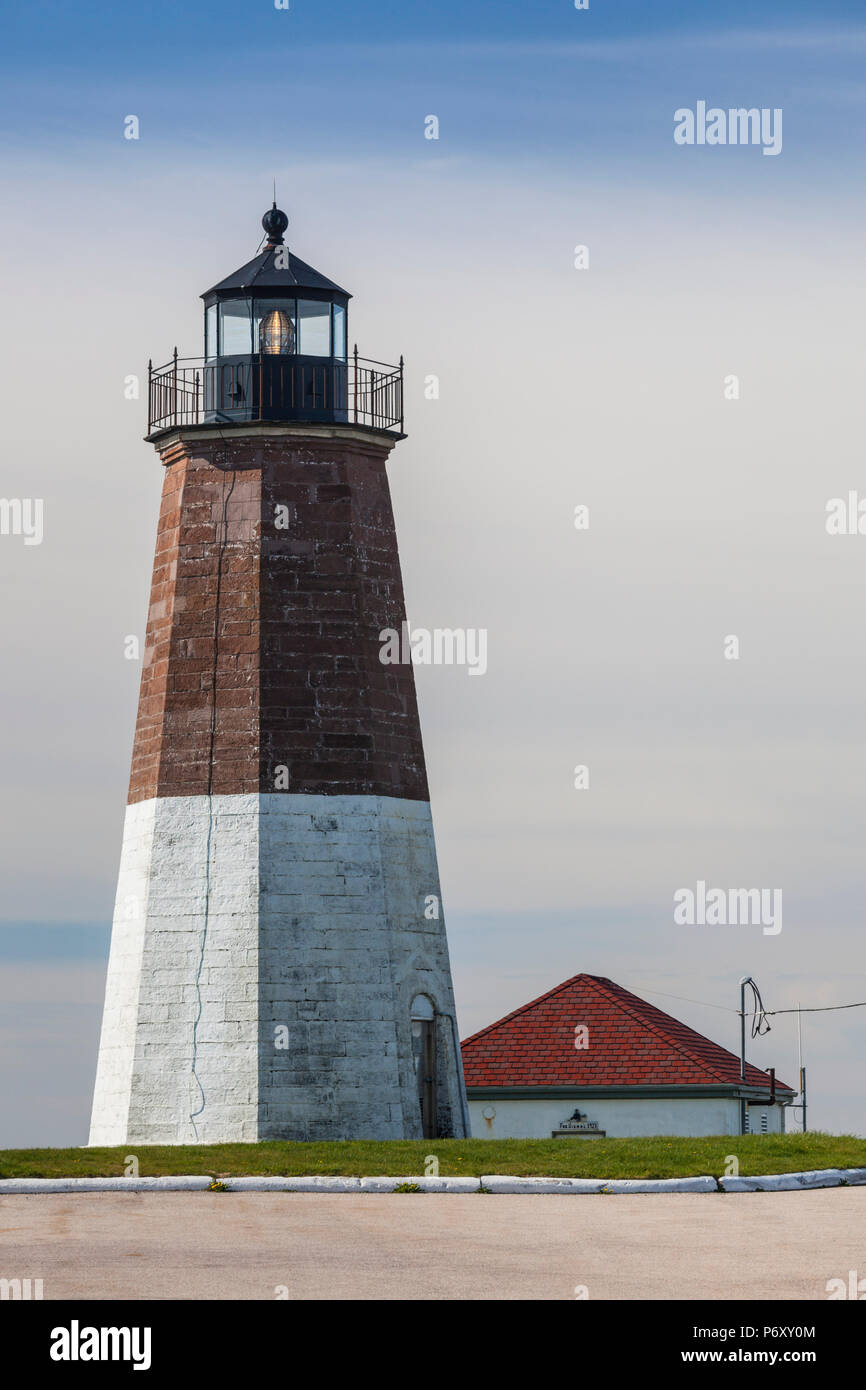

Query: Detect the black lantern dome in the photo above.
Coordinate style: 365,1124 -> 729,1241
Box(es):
262,202 -> 289,246
200,204 -> 352,424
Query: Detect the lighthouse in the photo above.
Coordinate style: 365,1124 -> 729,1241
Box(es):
89,205 -> 469,1145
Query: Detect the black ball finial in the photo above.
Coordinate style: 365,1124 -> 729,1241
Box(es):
262,202 -> 289,246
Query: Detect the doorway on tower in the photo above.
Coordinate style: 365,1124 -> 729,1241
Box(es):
410,995 -> 437,1139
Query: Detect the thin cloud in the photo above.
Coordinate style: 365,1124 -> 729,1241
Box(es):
281,29 -> 866,62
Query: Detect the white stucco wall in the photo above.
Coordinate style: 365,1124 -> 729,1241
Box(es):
745,1103 -> 786,1135
468,1095 -> 786,1139
88,797 -> 158,1146
90,792 -> 468,1146
90,794 -> 261,1147
257,793 -> 467,1142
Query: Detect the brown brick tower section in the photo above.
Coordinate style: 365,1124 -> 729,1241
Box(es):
128,424 -> 429,804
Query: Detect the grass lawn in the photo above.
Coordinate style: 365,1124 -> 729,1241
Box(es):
0,1133 -> 864,1180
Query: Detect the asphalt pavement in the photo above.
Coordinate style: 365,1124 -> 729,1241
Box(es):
1,1189 -> 862,1300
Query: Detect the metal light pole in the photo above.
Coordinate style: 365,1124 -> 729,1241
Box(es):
739,975 -> 751,1136
797,1002 -> 807,1132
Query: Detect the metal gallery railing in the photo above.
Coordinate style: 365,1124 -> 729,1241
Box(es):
147,347 -> 404,435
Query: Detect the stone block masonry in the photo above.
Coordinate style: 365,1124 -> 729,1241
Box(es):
90,792 -> 463,1144
128,426 -> 428,804
91,425 -> 468,1144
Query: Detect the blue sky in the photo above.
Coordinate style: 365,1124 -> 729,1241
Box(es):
2,1 -> 866,1144
4,0 -> 866,53
3,1 -> 866,182
0,0 -> 819,51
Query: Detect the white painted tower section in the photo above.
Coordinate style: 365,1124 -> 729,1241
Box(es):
90,793 -> 467,1145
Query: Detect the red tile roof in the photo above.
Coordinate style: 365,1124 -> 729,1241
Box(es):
461,974 -> 794,1092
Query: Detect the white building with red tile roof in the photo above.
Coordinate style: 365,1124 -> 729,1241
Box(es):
461,974 -> 795,1139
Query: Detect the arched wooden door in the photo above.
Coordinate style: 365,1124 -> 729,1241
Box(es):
410,995 -> 437,1139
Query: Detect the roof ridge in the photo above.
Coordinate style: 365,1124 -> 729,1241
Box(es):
201,248 -> 351,300
460,972 -> 789,1090
460,974 -> 590,1049
586,975 -> 737,1085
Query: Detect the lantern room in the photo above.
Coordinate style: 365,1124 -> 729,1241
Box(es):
201,203 -> 350,424
146,203 -> 404,438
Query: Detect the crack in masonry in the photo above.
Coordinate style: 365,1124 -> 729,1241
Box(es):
190,440 -> 237,1139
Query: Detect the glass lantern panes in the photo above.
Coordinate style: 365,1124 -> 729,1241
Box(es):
332,303 -> 347,359
205,303 -> 218,361
255,300 -> 296,355
219,300 -> 253,355
298,300 -> 331,356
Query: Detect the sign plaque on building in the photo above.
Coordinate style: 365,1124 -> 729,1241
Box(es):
552,1108 -> 606,1138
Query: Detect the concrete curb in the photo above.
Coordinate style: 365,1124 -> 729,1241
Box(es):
1,1168 -> 864,1195
479,1175 -> 719,1195
215,1176 -> 479,1192
0,1176 -> 213,1194
359,1176 -> 481,1193
719,1167 -> 866,1193
223,1176 -> 361,1192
